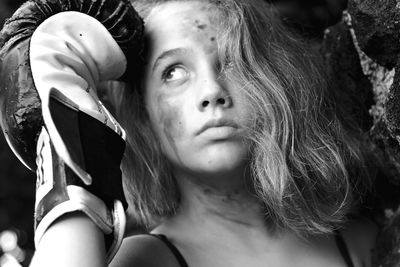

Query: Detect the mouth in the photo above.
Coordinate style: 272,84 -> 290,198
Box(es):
196,119 -> 240,138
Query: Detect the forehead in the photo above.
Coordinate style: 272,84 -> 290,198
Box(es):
144,1 -> 219,44
146,1 -> 217,25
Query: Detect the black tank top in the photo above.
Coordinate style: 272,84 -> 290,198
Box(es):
149,231 -> 354,267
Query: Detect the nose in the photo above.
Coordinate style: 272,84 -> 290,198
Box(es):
197,76 -> 232,111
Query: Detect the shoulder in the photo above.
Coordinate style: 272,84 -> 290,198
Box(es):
110,234 -> 182,267
340,218 -> 379,267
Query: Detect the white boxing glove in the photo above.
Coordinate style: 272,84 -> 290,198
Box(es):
0,0 -> 144,263
30,11 -> 127,186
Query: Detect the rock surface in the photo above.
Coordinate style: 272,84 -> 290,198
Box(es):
346,0 -> 400,265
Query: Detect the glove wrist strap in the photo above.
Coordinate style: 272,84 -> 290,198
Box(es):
35,125 -> 126,263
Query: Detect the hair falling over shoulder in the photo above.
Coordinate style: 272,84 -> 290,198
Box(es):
112,0 -> 373,234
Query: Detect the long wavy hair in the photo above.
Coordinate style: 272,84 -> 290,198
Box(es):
111,0 -> 372,235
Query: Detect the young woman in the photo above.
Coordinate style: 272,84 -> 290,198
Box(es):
109,0 -> 377,266
6,0 -> 377,266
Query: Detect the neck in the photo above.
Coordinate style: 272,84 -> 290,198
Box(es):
174,170 -> 268,230
154,170 -> 303,256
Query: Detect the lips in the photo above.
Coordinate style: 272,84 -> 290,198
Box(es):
196,118 -> 239,136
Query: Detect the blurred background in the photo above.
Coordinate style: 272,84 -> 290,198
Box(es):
0,1 -> 35,266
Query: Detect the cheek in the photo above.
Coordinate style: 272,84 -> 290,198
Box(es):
154,93 -> 185,140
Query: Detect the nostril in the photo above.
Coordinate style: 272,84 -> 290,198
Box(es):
202,101 -> 209,108
217,98 -> 226,105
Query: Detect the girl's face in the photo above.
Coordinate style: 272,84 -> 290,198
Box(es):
143,1 -> 251,179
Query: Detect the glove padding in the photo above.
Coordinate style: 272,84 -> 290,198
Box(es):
30,10 -> 129,185
0,0 -> 143,169
0,0 -> 144,263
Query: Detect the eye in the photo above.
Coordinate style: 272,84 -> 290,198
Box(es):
162,66 -> 189,83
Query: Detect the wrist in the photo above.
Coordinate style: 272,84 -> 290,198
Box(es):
34,126 -> 126,263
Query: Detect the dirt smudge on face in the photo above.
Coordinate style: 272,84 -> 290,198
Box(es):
155,92 -> 185,162
195,20 -> 207,30
180,13 -> 217,55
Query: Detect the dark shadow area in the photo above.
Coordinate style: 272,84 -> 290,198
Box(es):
0,1 -> 35,266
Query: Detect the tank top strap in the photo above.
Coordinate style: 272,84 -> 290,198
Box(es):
334,230 -> 355,267
149,232 -> 354,267
148,233 -> 189,267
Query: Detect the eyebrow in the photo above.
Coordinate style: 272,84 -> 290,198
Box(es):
151,47 -> 191,72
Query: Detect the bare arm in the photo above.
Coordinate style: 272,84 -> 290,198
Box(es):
30,212 -> 106,267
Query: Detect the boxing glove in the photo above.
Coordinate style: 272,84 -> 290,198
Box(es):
0,0 -> 143,262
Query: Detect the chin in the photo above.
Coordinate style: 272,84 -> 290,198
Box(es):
185,143 -> 250,176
